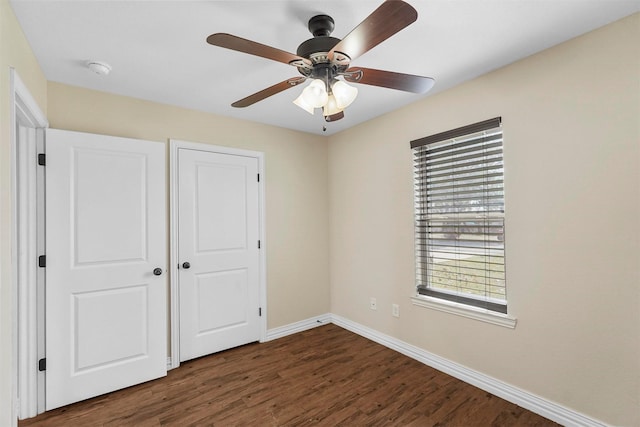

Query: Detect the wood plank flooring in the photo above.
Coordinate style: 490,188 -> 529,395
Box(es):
20,324 -> 558,426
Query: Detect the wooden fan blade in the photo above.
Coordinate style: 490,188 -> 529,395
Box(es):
231,77 -> 306,108
344,67 -> 435,93
329,0 -> 417,62
207,33 -> 311,68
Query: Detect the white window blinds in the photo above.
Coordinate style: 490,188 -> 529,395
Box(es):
411,117 -> 506,313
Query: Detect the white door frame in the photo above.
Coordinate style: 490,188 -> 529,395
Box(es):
168,140 -> 267,369
10,68 -> 49,421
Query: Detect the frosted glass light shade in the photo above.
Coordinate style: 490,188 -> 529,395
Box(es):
293,93 -> 315,114
332,80 -> 358,109
323,94 -> 343,116
301,79 -> 328,108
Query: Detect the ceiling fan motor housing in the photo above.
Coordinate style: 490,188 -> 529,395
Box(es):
296,14 -> 350,81
296,36 -> 341,60
297,14 -> 341,60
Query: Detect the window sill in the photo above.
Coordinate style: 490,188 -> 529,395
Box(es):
411,295 -> 517,329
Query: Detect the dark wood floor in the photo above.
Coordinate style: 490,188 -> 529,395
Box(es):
20,324 -> 557,426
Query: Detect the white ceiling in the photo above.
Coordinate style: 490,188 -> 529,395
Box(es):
11,0 -> 640,135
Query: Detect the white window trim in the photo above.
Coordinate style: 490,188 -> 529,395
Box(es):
411,295 -> 517,329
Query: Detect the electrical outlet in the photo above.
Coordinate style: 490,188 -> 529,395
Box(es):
370,297 -> 377,310
392,304 -> 400,318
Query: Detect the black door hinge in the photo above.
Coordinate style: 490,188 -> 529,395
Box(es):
257,173 -> 260,182
259,307 -> 262,317
37,153 -> 45,166
38,255 -> 46,268
258,240 -> 261,249
38,358 -> 46,371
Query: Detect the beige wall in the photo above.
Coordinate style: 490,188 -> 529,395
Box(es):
0,0 -> 47,424
328,13 -> 639,426
46,82 -> 331,331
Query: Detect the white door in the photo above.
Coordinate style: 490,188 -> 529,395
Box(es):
177,148 -> 260,362
45,129 -> 167,410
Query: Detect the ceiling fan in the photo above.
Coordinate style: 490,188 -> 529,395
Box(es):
206,0 -> 435,122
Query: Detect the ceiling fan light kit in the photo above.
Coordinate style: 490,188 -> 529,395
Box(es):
206,0 -> 435,123
293,90 -> 316,114
323,94 -> 342,117
302,79 -> 329,109
332,80 -> 358,109
291,78 -> 358,117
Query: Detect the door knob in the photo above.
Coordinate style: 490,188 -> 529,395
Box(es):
182,262 -> 191,269
153,268 -> 163,276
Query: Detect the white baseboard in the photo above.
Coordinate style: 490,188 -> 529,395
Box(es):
330,314 -> 607,427
263,313 -> 332,342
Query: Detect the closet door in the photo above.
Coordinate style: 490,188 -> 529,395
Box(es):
177,147 -> 260,362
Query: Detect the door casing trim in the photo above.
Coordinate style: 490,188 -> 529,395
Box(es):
10,68 -> 49,421
168,140 -> 267,369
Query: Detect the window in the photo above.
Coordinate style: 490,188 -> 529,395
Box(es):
411,117 -> 506,314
